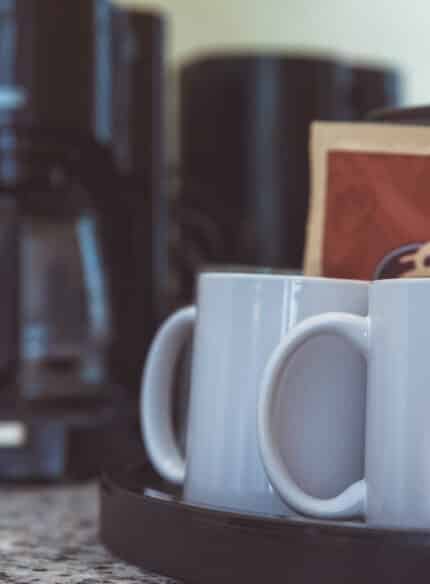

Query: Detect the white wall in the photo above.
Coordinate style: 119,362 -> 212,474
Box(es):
115,0 -> 430,105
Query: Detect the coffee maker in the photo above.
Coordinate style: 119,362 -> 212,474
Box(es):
0,0 -> 139,481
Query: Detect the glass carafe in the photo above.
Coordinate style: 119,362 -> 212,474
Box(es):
17,174 -> 112,401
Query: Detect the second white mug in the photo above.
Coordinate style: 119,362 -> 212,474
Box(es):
259,277 -> 430,528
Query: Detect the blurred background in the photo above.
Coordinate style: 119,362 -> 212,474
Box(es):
0,0 -> 417,480
117,0 -> 419,103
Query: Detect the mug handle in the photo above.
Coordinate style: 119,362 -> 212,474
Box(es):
258,312 -> 370,520
141,306 -> 196,484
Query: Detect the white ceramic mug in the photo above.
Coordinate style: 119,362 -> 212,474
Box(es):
259,278 -> 430,528
142,272 -> 368,515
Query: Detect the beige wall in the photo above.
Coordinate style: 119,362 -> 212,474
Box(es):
115,0 -> 430,105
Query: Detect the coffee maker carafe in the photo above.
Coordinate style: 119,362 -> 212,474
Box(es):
11,141 -> 111,401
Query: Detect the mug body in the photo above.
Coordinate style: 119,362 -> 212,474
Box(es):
366,278 -> 430,527
184,272 -> 368,514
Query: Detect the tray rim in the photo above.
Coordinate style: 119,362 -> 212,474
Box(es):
101,462 -> 430,544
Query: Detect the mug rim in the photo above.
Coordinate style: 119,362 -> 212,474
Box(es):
373,277 -> 430,287
199,270 -> 369,287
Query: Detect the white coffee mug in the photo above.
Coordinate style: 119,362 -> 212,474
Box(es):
142,272 -> 368,515
259,278 -> 430,528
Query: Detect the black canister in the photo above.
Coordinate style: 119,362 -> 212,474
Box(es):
172,54 -> 401,307
173,55 -> 351,304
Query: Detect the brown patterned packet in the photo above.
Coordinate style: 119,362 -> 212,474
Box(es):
304,122 -> 430,280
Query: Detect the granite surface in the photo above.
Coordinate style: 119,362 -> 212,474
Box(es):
0,482 -> 178,584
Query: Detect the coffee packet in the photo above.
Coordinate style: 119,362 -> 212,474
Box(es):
304,122 -> 430,280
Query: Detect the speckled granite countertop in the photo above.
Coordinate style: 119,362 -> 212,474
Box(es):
0,483 -> 179,584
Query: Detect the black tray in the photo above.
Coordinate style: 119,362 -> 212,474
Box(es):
100,463 -> 430,584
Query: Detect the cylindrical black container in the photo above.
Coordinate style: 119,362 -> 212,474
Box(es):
173,54 -> 401,306
107,7 -> 167,392
174,55 -> 351,303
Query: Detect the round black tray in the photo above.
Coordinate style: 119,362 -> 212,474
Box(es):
100,463 -> 430,584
